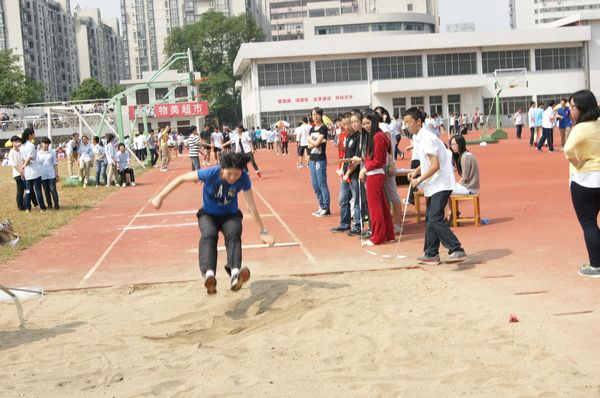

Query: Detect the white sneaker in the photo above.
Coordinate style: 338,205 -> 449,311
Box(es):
311,208 -> 323,217
131,182 -> 136,187
394,225 -> 402,235
121,183 -> 126,187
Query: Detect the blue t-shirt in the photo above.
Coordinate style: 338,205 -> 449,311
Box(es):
198,166 -> 252,216
534,108 -> 544,127
557,107 -> 572,128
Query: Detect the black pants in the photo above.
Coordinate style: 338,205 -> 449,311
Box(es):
537,128 -> 554,151
267,142 -> 273,150
570,182 -> 600,267
516,124 -> 523,139
13,176 -> 25,211
41,178 -> 59,209
424,190 -> 463,257
150,148 -> 158,166
529,127 -> 535,146
244,152 -> 259,172
282,141 -> 289,154
118,168 -> 135,185
197,209 -> 243,276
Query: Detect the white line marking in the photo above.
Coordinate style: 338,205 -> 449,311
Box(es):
218,241 -> 299,251
124,222 -> 197,231
134,210 -> 275,219
252,187 -> 318,265
77,169 -> 177,288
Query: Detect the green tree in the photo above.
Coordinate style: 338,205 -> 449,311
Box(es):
164,11 -> 265,125
70,78 -> 109,100
0,50 -> 44,105
107,84 -> 125,98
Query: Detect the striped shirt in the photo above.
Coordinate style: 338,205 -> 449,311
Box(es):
187,133 -> 200,157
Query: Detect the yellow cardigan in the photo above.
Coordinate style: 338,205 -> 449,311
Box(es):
564,119 -> 600,174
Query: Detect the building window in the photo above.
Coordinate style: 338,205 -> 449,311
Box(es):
372,55 -> 423,80
482,50 -> 530,73
448,94 -> 461,115
535,47 -> 582,70
411,96 -> 424,109
483,95 -> 531,116
258,62 -> 311,86
315,26 -> 341,35
392,97 -> 406,118
536,93 -> 572,107
407,3 -> 413,11
343,24 -> 369,33
315,59 -> 367,83
155,87 -> 169,100
136,89 -> 149,105
174,86 -> 188,99
429,95 -> 443,116
427,53 -> 477,76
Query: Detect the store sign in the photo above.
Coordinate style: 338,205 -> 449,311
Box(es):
128,101 -> 209,120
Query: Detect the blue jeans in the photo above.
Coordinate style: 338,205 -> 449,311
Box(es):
309,159 -> 330,210
41,178 -> 59,209
24,177 -> 46,211
95,160 -> 107,186
339,176 -> 361,230
537,127 -> 554,151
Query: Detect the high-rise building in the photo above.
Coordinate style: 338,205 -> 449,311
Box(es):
121,0 -> 249,80
74,7 -> 125,89
510,0 -> 600,29
1,0 -> 80,101
268,0 -> 439,41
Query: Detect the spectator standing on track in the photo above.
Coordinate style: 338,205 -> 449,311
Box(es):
38,137 -> 59,209
296,117 -> 311,168
563,89 -> 600,278
280,128 -> 289,155
308,107 -> 331,217
201,125 -> 213,166
151,152 -> 274,294
159,126 -> 171,171
405,108 -> 467,265
557,98 -> 572,151
513,108 -> 524,139
528,101 -> 537,147
92,136 -> 107,187
534,102 -> 544,146
212,126 -> 224,162
148,130 -> 158,167
21,128 -> 46,212
537,101 -> 556,152
187,126 -> 201,171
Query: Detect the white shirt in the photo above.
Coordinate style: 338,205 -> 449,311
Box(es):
37,150 -> 57,180
378,122 -> 391,133
8,149 -> 22,178
415,128 -> 455,197
211,132 -> 224,148
241,131 -> 253,153
514,112 -> 523,125
260,129 -> 268,141
78,142 -> 93,162
65,139 -> 78,156
542,106 -> 555,129
105,142 -> 117,164
390,120 -> 400,137
424,117 -> 440,136
93,144 -> 106,161
528,107 -> 536,126
136,134 -> 146,149
20,141 -> 40,180
298,124 -> 311,146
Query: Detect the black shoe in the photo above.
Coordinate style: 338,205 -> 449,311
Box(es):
314,209 -> 331,217
347,228 -> 361,236
330,225 -> 350,233
360,230 -> 372,239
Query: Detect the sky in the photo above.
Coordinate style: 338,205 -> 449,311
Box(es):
73,0 -> 511,32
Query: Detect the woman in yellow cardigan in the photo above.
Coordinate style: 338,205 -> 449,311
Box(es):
564,90 -> 600,278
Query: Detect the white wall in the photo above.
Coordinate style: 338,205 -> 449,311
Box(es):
588,20 -> 600,96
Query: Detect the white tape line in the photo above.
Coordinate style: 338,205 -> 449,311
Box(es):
124,222 -> 198,231
135,210 -> 197,218
218,241 -> 299,251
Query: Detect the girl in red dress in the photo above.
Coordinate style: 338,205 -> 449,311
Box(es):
359,109 -> 395,246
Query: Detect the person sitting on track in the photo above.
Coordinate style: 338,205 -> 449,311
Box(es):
151,152 -> 275,294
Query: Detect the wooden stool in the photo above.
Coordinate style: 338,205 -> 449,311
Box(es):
450,194 -> 480,227
413,191 -> 426,223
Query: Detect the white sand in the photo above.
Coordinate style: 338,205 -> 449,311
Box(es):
1,269 -> 598,397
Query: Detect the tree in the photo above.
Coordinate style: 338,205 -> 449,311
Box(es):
70,78 -> 109,100
164,11 -> 265,125
0,49 -> 44,105
107,84 -> 125,98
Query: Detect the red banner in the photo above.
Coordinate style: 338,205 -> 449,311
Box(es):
128,101 -> 209,120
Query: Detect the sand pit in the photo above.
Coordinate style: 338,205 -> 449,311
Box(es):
1,269 -> 599,397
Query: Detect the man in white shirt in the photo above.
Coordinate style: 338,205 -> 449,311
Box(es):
65,133 -> 79,178
424,114 -> 440,137
513,108 -> 524,139
20,128 -> 47,211
405,107 -> 466,265
537,101 -> 556,152
211,128 -> 224,162
296,117 -> 311,168
7,135 -> 26,210
527,101 -> 537,147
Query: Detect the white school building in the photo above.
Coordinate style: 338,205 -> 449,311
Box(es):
233,23 -> 600,129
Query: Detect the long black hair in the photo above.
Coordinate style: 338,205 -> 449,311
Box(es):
21,128 -> 35,144
449,134 -> 468,176
374,106 -> 391,124
362,109 -> 381,160
569,90 -> 600,125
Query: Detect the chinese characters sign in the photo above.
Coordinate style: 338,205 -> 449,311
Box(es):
276,95 -> 354,105
128,101 -> 209,120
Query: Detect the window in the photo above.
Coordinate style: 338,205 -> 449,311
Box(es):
483,96 -> 531,116
535,47 -> 582,70
448,94 -> 461,115
411,96 -> 424,109
174,86 -> 188,99
407,3 -> 413,11
537,93 -> 571,107
343,24 -> 369,33
372,55 -> 423,80
392,97 -> 406,118
315,26 -> 341,35
258,62 -> 311,86
482,50 -> 530,73
429,95 -> 443,116
315,59 -> 367,83
136,89 -> 149,105
427,53 -> 477,76
155,87 -> 168,100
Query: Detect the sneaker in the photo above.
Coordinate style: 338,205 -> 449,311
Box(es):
330,225 -> 350,233
446,250 -> 467,264
578,265 -> 600,279
417,254 -> 441,265
204,276 -> 217,294
347,228 -> 361,236
394,225 -> 402,235
231,267 -> 251,291
311,208 -> 324,217
314,209 -> 331,217
131,182 -> 136,187
7,236 -> 20,247
121,183 -> 126,187
360,230 -> 372,239
361,239 -> 375,247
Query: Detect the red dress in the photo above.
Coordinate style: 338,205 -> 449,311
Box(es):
364,131 -> 395,244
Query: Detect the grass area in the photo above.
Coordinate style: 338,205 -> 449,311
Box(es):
0,159 -> 147,264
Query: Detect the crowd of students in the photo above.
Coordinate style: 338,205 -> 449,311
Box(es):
512,99 -> 574,151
